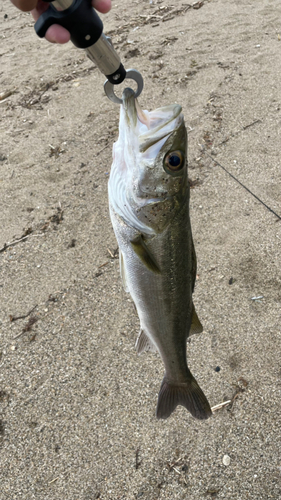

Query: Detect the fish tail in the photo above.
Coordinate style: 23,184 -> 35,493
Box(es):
156,374 -> 212,420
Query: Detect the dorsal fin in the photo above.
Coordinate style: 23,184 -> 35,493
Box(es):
189,303 -> 203,336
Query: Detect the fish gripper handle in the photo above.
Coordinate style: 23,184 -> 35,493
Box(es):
34,0 -> 103,49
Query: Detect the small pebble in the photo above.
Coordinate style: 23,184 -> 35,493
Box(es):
10,345 -> 16,351
215,366 -> 220,372
223,454 -> 231,466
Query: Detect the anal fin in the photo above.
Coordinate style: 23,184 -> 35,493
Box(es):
156,373 -> 212,420
135,330 -> 157,354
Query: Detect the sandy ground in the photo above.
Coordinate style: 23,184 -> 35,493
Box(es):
1,0 -> 281,498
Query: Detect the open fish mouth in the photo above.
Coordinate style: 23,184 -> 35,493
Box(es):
122,88 -> 183,155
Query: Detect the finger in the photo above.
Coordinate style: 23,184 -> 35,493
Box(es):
92,0 -> 112,14
31,7 -> 70,43
45,24 -> 71,44
11,0 -> 112,13
31,2 -> 49,22
10,0 -> 37,11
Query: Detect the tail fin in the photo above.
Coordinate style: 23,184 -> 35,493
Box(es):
156,374 -> 212,420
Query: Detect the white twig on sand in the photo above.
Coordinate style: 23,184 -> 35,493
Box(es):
211,400 -> 232,412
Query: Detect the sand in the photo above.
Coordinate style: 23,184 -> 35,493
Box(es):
1,0 -> 281,498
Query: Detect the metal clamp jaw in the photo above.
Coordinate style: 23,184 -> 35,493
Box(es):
34,0 -> 143,103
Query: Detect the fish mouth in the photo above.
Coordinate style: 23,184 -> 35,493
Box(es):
122,88 -> 183,155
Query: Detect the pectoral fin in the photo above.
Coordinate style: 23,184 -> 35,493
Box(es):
130,235 -> 160,274
189,303 -> 203,336
135,329 -> 157,354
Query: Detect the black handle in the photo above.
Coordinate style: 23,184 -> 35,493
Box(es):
34,0 -> 103,49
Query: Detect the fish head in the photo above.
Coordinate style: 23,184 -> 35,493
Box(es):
109,88 -> 188,234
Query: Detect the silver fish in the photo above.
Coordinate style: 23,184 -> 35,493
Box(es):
108,88 -> 211,420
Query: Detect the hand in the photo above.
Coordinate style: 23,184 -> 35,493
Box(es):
10,0 -> 112,43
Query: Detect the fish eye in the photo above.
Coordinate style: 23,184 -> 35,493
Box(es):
164,150 -> 185,174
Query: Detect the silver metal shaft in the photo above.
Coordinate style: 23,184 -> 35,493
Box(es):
86,35 -> 120,76
52,0 -> 73,10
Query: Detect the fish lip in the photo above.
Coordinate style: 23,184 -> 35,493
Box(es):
121,88 -> 183,144
122,88 -> 138,129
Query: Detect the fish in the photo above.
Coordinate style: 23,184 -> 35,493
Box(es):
108,88 -> 212,420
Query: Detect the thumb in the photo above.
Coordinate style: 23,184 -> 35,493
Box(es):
10,0 -> 38,12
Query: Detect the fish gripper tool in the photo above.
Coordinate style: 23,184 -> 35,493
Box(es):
34,0 -> 144,104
